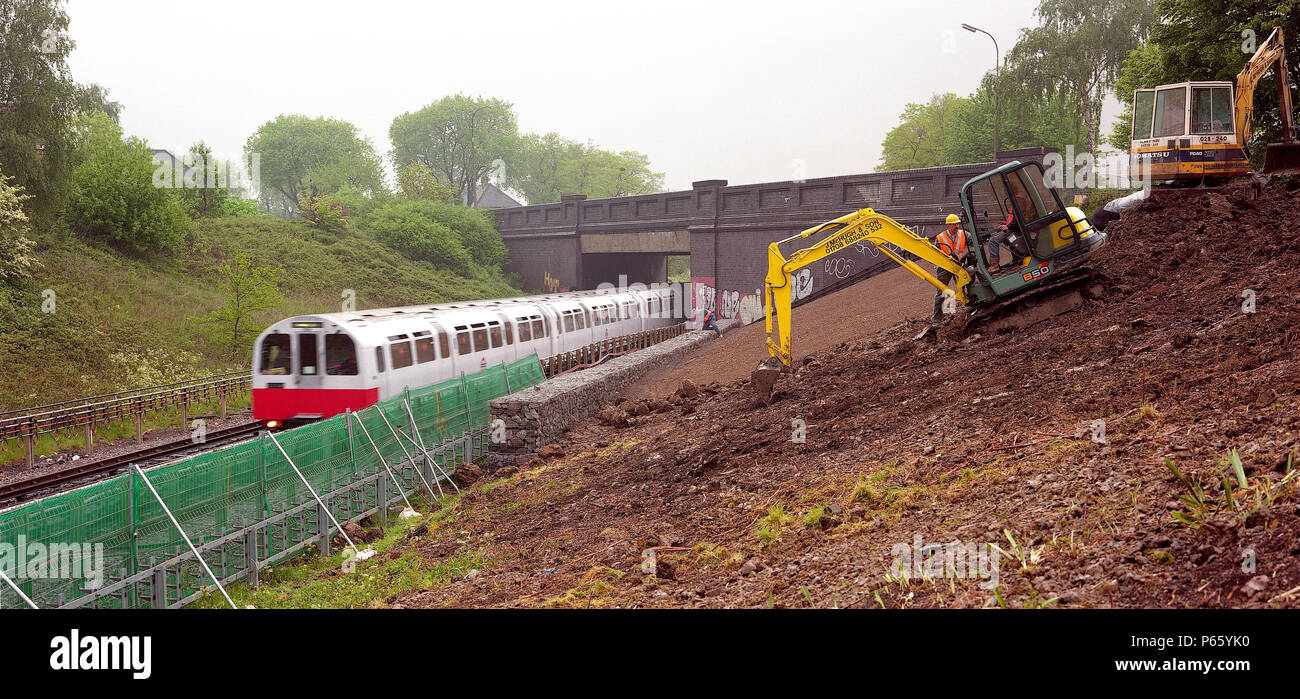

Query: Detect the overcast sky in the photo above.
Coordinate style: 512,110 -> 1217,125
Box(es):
65,0 -> 1119,193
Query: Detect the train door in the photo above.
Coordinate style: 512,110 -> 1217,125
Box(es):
371,343 -> 391,400
296,331 -> 322,414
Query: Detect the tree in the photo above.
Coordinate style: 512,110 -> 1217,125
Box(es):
63,111 -> 192,253
200,254 -> 283,354
175,141 -> 230,217
297,192 -> 349,237
389,95 -> 519,206
244,114 -> 385,217
397,161 -> 458,203
1109,0 -> 1300,161
1002,0 -> 1157,160
879,94 -> 964,170
506,132 -> 664,203
0,166 -> 40,284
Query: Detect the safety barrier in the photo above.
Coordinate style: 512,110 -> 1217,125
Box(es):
540,323 -> 687,377
0,371 -> 250,466
0,356 -> 546,609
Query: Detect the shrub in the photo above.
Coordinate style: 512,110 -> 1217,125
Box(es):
363,200 -> 474,275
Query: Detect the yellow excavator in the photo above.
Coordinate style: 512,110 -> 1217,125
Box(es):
1130,25 -> 1300,182
752,159 -> 1108,400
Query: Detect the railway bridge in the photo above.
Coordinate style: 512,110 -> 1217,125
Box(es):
493,147 -> 1054,322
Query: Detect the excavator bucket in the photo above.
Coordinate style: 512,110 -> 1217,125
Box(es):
1262,142 -> 1300,176
751,358 -> 783,403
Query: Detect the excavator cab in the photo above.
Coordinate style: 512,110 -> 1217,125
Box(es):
957,161 -> 1104,305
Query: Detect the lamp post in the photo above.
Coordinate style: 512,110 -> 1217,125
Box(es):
962,23 -> 1000,162
468,101 -> 503,207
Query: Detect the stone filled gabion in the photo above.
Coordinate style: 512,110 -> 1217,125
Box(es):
488,328 -> 725,469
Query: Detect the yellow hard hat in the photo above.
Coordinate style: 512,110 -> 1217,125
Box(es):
945,214 -> 961,225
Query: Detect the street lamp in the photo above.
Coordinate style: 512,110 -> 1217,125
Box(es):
468,101 -> 503,207
962,23 -> 1000,162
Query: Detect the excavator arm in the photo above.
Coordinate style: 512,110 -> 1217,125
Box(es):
761,208 -> 972,368
1235,26 -> 1294,148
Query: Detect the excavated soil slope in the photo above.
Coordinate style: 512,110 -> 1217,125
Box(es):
391,183 -> 1300,609
622,266 -> 934,399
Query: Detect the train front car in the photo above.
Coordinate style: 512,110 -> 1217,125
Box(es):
251,316 -> 375,427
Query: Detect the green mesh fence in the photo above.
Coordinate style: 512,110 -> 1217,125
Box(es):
0,356 -> 544,609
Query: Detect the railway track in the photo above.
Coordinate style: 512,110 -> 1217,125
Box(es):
0,421 -> 263,505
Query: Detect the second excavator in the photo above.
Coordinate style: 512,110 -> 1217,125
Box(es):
752,159 -> 1108,400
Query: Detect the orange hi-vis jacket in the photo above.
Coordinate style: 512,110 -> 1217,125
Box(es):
936,227 -> 968,258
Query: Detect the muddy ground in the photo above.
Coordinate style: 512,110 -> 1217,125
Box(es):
390,182 -> 1300,608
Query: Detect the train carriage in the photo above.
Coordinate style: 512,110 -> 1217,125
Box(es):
251,286 -> 684,425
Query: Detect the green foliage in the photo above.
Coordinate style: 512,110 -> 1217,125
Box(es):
362,199 -> 474,275
196,253 -> 283,355
174,141 -> 230,217
389,94 -> 519,205
506,131 -> 665,204
0,168 -> 41,284
880,94 -> 965,170
296,193 -> 350,237
216,197 -> 264,217
63,112 -> 192,254
397,161 -> 458,203
1109,0 -> 1300,163
245,114 -> 385,217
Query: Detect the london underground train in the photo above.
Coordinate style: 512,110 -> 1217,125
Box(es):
251,286 -> 683,425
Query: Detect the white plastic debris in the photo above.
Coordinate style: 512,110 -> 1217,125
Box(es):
398,507 -> 421,520
356,548 -> 376,561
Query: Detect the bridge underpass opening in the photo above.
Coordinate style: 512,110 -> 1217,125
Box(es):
581,252 -> 671,289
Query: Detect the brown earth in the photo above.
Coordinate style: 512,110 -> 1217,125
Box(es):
390,182 -> 1300,609
622,265 -> 934,400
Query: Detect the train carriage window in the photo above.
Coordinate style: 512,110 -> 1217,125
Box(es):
503,320 -> 513,344
437,329 -> 451,358
298,334 -> 318,375
576,311 -> 586,330
375,347 -> 385,372
325,334 -> 358,375
563,312 -> 575,332
533,317 -> 546,337
488,322 -> 503,348
472,324 -> 489,351
260,333 -> 291,375
390,340 -> 413,369
456,327 -> 472,355
414,335 -> 436,363
516,318 -> 531,342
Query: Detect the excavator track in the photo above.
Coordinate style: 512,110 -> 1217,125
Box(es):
961,268 -> 1110,338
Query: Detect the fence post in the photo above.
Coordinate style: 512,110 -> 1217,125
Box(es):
24,417 -> 34,469
84,399 -> 94,456
501,361 -> 511,393
151,562 -> 167,609
345,408 -> 358,475
179,388 -> 187,430
244,527 -> 259,590
317,500 -> 331,557
220,392 -> 228,420
377,475 -> 389,526
128,468 -> 139,606
257,432 -> 268,519
135,397 -> 144,443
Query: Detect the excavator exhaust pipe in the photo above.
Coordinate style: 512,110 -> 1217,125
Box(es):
1262,141 -> 1300,176
751,358 -> 784,403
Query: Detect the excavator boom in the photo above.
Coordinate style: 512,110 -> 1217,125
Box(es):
756,208 -> 970,384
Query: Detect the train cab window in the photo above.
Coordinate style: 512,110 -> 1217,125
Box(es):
298,334 -> 318,375
456,326 -> 472,355
533,317 -> 546,338
563,312 -> 574,332
517,317 -> 532,342
488,322 -> 503,348
472,324 -> 489,351
325,334 -> 358,375
437,329 -> 451,358
414,333 -> 436,364
389,335 -> 413,370
260,333 -> 291,375
375,347 -> 385,372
